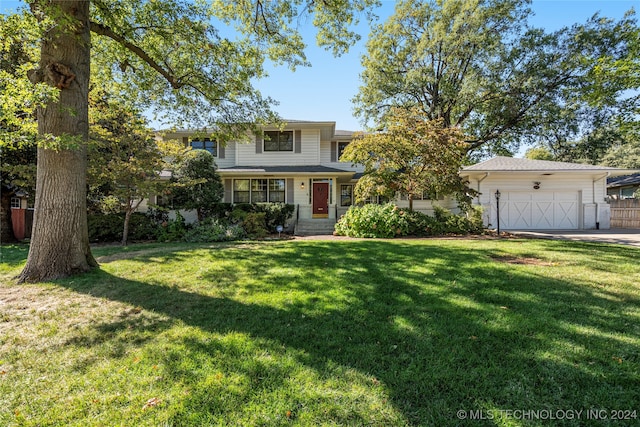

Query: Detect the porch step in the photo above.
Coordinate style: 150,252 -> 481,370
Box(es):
295,218 -> 337,236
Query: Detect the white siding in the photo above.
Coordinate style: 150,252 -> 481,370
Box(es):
468,173 -> 610,230
236,129 -> 320,165
320,141 -> 366,173
215,141 -> 236,169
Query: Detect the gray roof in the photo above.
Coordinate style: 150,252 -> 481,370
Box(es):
218,165 -> 354,174
463,156 -> 620,172
607,173 -> 640,188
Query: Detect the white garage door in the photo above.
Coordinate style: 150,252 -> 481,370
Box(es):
500,191 -> 579,230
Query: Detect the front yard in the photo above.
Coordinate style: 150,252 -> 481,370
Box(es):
1,238 -> 639,426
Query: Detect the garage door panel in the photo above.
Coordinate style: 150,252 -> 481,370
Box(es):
533,202 -> 554,228
504,201 -> 532,228
501,191 -> 579,230
555,202 -> 578,228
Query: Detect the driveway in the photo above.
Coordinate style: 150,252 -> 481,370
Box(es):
510,229 -> 640,247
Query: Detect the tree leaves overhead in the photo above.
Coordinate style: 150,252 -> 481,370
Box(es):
354,0 -> 639,158
88,0 -> 379,134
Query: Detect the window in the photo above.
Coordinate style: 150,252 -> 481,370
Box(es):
264,131 -> 293,152
363,195 -> 389,205
337,142 -> 349,161
233,178 -> 286,203
251,179 -> 268,202
233,179 -> 250,203
10,197 -> 21,209
190,138 -> 217,156
400,191 -> 444,201
340,185 -> 353,206
621,187 -> 636,199
269,179 -> 286,202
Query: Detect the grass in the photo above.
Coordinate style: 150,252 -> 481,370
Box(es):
1,237 -> 639,426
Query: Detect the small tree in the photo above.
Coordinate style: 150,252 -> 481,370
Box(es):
341,108 -> 471,211
171,149 -> 224,222
87,92 -> 180,245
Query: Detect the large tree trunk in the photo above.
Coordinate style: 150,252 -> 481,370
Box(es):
18,1 -> 97,283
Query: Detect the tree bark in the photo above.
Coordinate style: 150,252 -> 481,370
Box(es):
18,1 -> 97,283
122,209 -> 132,247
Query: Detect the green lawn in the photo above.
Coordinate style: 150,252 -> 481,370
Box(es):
1,238 -> 639,426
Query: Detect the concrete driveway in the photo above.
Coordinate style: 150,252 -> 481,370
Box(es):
510,229 -> 640,247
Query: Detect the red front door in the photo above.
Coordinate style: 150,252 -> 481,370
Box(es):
312,183 -> 329,217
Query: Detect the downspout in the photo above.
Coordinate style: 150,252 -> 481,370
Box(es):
476,173 -> 489,204
593,172 -> 609,229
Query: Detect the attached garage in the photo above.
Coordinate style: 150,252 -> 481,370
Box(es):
461,157 -> 635,231
500,191 -> 579,230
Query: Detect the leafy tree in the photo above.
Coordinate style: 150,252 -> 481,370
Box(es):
87,89 -> 182,246
353,0 -> 639,158
601,132 -> 640,169
3,0 -> 378,282
524,147 -> 553,161
341,107 -> 470,212
0,11 -> 52,199
171,149 -> 224,222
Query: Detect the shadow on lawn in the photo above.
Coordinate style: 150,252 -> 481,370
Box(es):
59,240 -> 640,425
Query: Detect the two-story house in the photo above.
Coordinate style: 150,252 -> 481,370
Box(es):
158,120 -> 456,234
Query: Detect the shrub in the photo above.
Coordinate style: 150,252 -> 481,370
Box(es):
334,203 -> 410,238
253,203 -> 295,232
204,202 -> 295,233
157,211 -> 189,242
88,212 -> 161,243
335,203 -> 485,238
242,212 -> 269,238
182,218 -> 245,242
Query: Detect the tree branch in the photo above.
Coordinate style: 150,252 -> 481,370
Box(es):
89,20 -> 182,89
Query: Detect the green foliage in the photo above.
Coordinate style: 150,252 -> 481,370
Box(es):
335,203 -> 485,238
355,0 -> 640,157
2,240 -> 640,424
341,108 -> 472,210
601,132 -> 640,169
157,212 -> 189,243
171,149 -> 224,221
524,146 -> 554,161
242,212 -> 269,239
252,203 -> 295,232
182,218 -> 245,243
203,203 -> 295,233
87,212 -> 161,243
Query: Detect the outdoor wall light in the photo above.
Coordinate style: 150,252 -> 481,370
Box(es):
533,181 -> 541,190
300,182 -> 305,190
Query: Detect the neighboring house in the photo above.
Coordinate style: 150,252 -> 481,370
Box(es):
461,157 -> 635,230
157,121 -> 457,234
607,173 -> 640,200
0,185 -> 32,242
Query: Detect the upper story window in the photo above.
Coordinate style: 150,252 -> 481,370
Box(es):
264,131 -> 293,152
337,141 -> 350,161
190,138 -> 217,156
11,197 -> 21,209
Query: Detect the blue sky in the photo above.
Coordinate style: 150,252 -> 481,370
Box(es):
256,0 -> 640,131
2,0 -> 638,132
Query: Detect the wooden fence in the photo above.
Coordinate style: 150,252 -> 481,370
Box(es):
610,199 -> 640,228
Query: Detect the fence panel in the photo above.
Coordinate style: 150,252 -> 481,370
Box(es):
610,199 -> 640,228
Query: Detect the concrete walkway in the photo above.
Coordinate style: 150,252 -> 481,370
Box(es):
510,229 -> 640,247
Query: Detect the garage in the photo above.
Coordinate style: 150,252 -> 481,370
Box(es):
461,157 -> 635,231
500,191 -> 579,229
